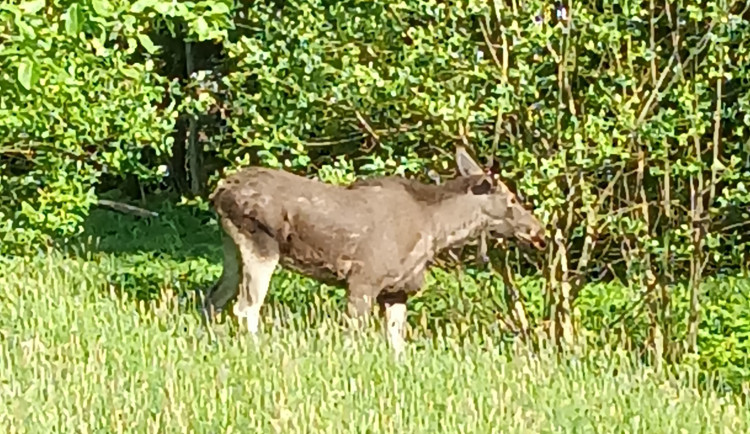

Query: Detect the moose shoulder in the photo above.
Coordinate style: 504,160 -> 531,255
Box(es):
202,147 -> 546,354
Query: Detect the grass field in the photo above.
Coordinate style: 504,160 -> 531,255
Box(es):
1,254 -> 748,433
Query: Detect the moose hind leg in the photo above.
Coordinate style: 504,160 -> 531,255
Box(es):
202,235 -> 241,321
233,229 -> 279,335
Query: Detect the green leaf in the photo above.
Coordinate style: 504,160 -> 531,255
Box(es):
17,59 -> 35,90
194,17 -> 209,39
120,66 -> 140,79
19,0 -> 44,14
125,37 -> 138,54
137,34 -> 158,54
20,200 -> 36,216
130,0 -> 154,13
63,4 -> 81,37
209,2 -> 230,14
91,0 -> 113,16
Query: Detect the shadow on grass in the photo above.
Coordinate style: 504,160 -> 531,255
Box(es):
68,193 -> 224,302
72,192 -> 347,313
82,194 -> 221,261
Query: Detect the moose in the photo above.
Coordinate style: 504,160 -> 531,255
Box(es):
201,147 -> 547,354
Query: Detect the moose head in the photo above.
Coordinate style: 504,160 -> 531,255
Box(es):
453,146 -> 547,251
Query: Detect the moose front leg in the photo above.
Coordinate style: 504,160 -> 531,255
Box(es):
377,290 -> 408,357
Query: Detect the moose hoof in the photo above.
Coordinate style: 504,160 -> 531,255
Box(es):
200,300 -> 224,324
391,345 -> 405,360
233,304 -> 261,335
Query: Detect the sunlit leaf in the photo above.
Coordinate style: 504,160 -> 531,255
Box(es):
91,0 -> 113,16
19,0 -> 44,14
17,58 -> 35,90
63,4 -> 81,37
194,16 -> 209,39
130,0 -> 154,13
137,34 -> 158,54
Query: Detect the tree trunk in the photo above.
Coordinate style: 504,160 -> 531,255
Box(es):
185,41 -> 205,197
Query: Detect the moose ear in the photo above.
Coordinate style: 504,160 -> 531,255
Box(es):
456,146 -> 485,177
470,178 -> 492,195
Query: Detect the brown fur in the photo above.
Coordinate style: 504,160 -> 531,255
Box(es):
201,148 -> 547,352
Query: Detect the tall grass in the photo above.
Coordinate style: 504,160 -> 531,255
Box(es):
1,254 -> 748,433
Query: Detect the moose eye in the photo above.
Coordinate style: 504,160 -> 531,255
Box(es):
471,179 -> 492,195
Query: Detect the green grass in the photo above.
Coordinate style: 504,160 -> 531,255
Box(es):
1,254 -> 748,433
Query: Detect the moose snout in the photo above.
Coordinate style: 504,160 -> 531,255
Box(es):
528,227 -> 547,250
513,229 -> 547,251
531,234 -> 547,250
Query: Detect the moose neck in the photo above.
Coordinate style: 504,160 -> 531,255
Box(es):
427,195 -> 496,252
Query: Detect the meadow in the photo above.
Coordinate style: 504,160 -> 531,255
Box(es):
3,1 -> 749,432
1,205 -> 748,433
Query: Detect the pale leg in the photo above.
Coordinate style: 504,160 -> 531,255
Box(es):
385,303 -> 407,356
233,229 -> 279,334
347,294 -> 374,319
211,218 -> 280,335
378,291 -> 408,357
339,290 -> 372,351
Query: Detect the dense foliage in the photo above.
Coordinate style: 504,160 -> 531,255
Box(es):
2,0 -> 749,388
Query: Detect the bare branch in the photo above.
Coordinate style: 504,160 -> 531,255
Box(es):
97,199 -> 158,218
304,122 -> 423,147
354,110 -> 381,143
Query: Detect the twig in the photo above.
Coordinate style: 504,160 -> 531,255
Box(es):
354,110 -> 381,143
709,48 -> 723,204
635,53 -> 676,127
97,199 -> 158,218
722,220 -> 750,233
643,22 -> 716,121
490,246 -> 530,337
304,122 -> 423,147
488,102 -> 503,170
304,133 -> 367,147
457,121 -> 471,148
478,18 -> 503,72
649,0 -> 657,84
606,290 -> 649,330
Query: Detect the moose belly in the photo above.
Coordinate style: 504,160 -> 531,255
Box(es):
276,232 -> 360,287
277,255 -> 346,287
